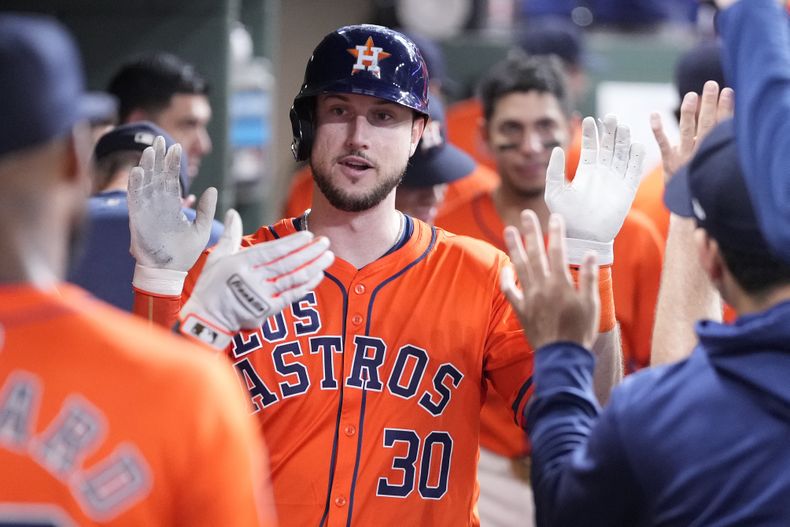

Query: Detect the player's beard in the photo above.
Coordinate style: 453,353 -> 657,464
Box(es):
311,154 -> 405,212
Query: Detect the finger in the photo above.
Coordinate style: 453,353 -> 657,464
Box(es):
265,236 -> 332,276
194,187 -> 218,239
579,251 -> 599,309
269,250 -> 335,294
504,225 -> 532,289
164,143 -> 183,197
624,142 -> 645,193
128,165 -> 144,197
547,213 -> 569,278
717,87 -> 735,122
521,209 -> 548,286
598,114 -> 617,167
677,91 -> 699,160
153,135 -> 167,179
696,80 -> 720,144
612,124 -> 631,176
578,116 -> 599,166
274,266 -> 331,306
139,146 -> 155,191
499,265 -> 525,308
245,231 -> 317,268
545,147 -> 566,198
650,112 -> 674,180
211,208 -> 243,259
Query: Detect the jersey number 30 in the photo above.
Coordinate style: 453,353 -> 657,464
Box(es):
376,428 -> 452,500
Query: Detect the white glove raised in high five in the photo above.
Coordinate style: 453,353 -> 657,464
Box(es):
179,209 -> 334,349
128,136 -> 217,295
544,115 -> 644,265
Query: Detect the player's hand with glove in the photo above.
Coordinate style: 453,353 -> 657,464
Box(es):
128,136 -> 217,296
179,209 -> 334,350
544,114 -> 644,266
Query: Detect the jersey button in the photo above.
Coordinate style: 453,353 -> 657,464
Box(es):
351,314 -> 363,326
353,283 -> 366,295
344,425 -> 356,436
334,496 -> 347,507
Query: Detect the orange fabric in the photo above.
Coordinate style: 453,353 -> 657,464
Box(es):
633,163 -> 671,241
282,163 -> 500,221
136,219 -> 534,526
436,191 -> 663,456
445,98 -> 582,178
1,284 -> 276,527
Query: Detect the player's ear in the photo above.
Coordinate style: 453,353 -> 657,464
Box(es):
63,123 -> 93,193
409,114 -> 427,157
694,227 -> 723,283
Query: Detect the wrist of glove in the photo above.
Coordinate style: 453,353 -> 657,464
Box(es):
132,264 -> 187,296
565,238 -> 613,266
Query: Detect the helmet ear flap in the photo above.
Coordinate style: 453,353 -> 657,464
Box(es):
290,100 -> 314,162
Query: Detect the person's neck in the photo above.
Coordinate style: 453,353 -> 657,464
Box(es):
0,212 -> 63,289
726,283 -> 790,317
308,188 -> 403,269
491,182 -> 550,233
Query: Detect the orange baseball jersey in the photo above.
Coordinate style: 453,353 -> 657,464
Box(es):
445,97 -> 582,176
632,163 -> 670,240
282,164 -> 499,220
133,217 -> 614,526
436,191 -> 662,456
0,284 -> 275,527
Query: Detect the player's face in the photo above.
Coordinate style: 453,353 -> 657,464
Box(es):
155,94 -> 212,182
484,91 -> 570,198
395,184 -> 448,225
310,93 -> 424,212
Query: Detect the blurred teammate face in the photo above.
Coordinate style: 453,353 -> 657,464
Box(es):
310,93 -> 424,212
155,94 -> 212,181
395,184 -> 448,224
484,91 -> 570,199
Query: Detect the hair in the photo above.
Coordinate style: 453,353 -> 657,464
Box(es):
107,53 -> 209,123
478,52 -> 572,122
91,150 -> 142,194
718,242 -> 790,297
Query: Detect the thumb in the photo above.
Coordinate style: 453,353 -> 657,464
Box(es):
194,187 -> 218,235
211,208 -> 243,259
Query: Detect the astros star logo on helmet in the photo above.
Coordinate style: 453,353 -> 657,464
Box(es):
347,36 -> 391,78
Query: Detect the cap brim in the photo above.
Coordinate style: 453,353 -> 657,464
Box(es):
403,143 -> 476,187
78,92 -> 118,123
664,162 -> 694,218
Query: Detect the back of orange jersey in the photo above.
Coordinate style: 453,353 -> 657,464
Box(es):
0,285 -> 275,527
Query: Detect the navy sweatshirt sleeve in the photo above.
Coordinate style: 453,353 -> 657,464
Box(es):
526,342 -> 641,527
718,0 -> 790,263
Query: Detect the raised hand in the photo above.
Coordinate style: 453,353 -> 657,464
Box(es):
179,209 -> 335,349
544,115 -> 644,265
500,210 -> 599,350
651,80 -> 734,182
128,136 -> 218,294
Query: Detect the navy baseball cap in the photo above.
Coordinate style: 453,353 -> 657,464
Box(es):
517,17 -> 599,70
0,14 -> 116,157
664,119 -> 771,253
675,41 -> 725,107
402,95 -> 476,188
94,121 -> 190,197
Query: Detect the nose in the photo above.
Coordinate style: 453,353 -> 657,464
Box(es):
194,127 -> 212,157
345,115 -> 371,151
518,129 -> 544,155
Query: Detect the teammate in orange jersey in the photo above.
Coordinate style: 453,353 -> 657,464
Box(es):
0,14 -> 280,527
130,25 -> 642,526
436,54 -> 662,527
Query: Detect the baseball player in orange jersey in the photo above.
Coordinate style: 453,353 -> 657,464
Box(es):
130,25 -> 643,526
0,14 -> 290,527
437,53 -> 661,526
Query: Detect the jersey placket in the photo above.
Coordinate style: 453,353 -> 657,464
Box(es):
326,272 -> 373,527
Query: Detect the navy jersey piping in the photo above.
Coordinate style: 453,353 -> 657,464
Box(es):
318,272 -> 348,527
268,224 -> 280,239
345,379 -> 369,526
511,376 -> 534,427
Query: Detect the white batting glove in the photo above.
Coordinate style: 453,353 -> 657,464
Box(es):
179,209 -> 335,349
545,115 -> 644,265
128,136 -> 217,296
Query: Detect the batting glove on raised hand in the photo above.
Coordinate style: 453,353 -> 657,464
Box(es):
179,209 -> 334,349
544,115 -> 644,266
128,136 -> 217,295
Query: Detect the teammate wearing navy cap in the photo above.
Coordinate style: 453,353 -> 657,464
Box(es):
505,116 -> 790,525
130,23 -> 640,526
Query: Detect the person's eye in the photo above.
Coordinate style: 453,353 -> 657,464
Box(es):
375,111 -> 394,122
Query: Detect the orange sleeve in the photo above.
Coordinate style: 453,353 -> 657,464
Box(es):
282,166 -> 314,218
632,164 -> 670,240
132,290 -> 181,329
628,218 -> 663,370
571,265 -> 616,334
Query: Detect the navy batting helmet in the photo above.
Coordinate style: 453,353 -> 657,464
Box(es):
290,24 -> 430,161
